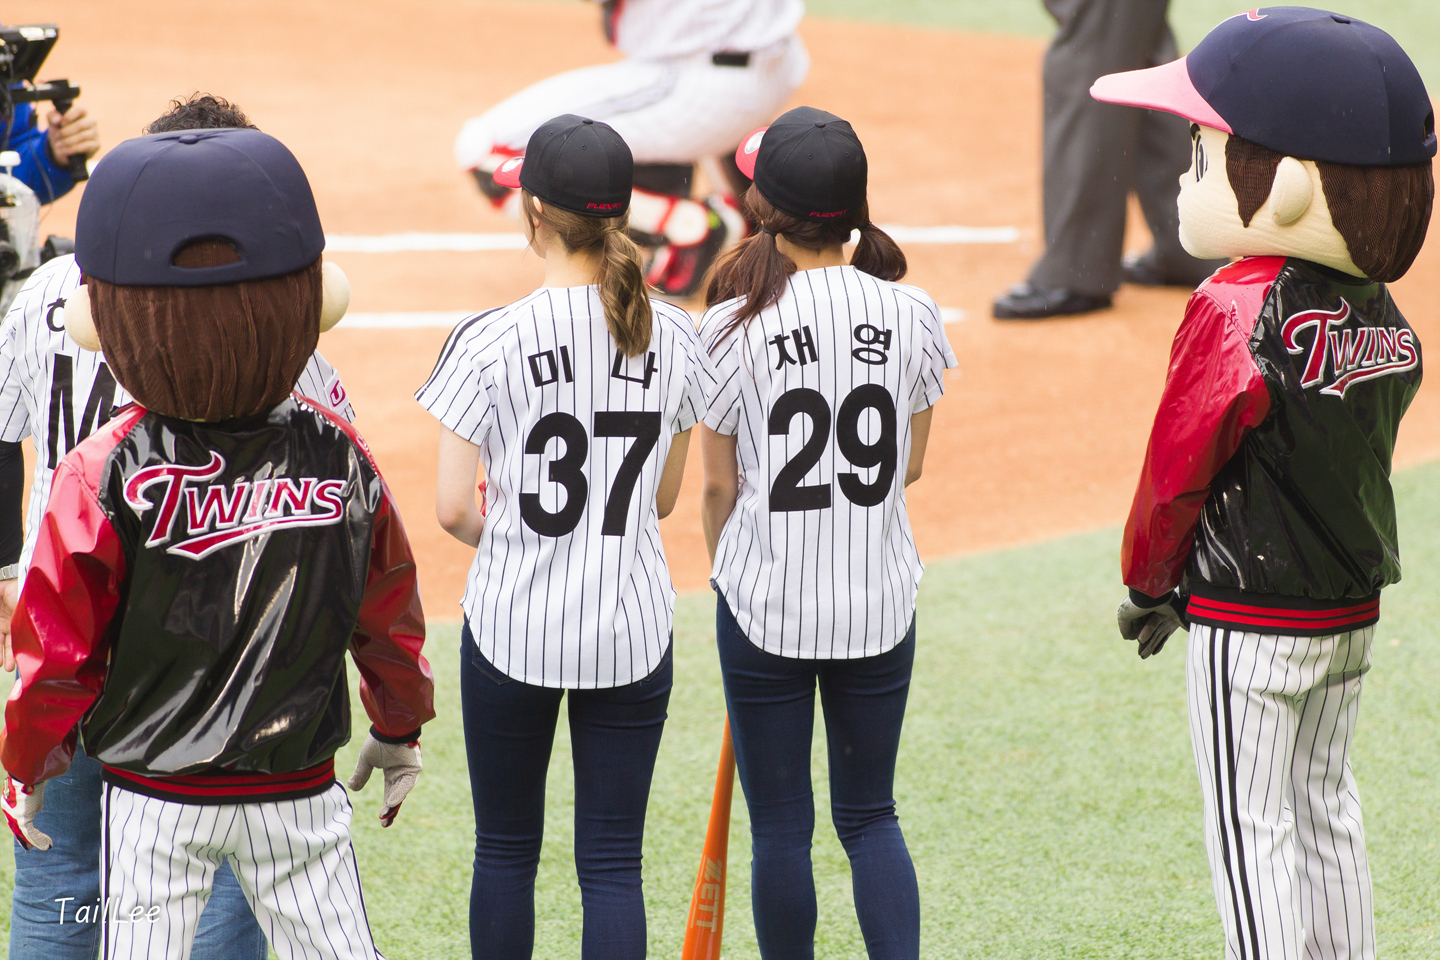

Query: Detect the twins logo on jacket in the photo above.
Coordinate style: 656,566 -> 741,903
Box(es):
1280,300 -> 1419,397
0,255 -> 355,574
125,451 -> 348,560
416,287 -> 710,689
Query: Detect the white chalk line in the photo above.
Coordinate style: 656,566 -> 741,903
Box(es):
325,225 -> 1016,254
340,306 -> 966,329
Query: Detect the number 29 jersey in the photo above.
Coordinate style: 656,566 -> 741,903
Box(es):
700,265 -> 957,659
416,286 -> 710,689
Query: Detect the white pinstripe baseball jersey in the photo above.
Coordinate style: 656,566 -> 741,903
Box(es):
416,286 -> 709,689
0,255 -> 355,573
699,265 -> 957,659
604,0 -> 805,60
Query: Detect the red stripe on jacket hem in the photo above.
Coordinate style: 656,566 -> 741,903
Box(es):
1186,594 -> 1380,636
101,759 -> 336,805
1188,595 -> 1380,620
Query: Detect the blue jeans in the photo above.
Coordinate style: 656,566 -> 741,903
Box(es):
459,622 -> 672,960
716,592 -> 920,960
8,744 -> 268,960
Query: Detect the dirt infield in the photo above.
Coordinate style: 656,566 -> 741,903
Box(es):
16,0 -> 1440,604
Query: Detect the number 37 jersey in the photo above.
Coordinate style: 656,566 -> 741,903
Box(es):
417,286 -> 709,689
700,266 -> 957,659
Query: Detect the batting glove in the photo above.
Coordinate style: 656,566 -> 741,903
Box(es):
346,729 -> 422,828
2,776 -> 50,850
1117,588 -> 1188,659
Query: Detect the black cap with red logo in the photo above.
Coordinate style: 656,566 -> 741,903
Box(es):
736,106 -> 868,221
493,114 -> 634,217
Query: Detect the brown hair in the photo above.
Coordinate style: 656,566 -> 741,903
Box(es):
703,185 -> 906,340
146,93 -> 258,134
1225,135 -> 1434,282
88,240 -> 322,421
520,190 -> 652,357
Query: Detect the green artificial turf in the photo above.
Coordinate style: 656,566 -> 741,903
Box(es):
339,459 -> 1439,958
3,458 -> 1439,957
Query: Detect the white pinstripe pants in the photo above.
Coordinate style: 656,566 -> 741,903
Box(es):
99,782 -> 382,960
1187,624 -> 1375,960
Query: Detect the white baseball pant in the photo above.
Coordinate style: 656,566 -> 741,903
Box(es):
454,34 -> 809,169
99,781 -> 382,960
1187,623 -> 1375,960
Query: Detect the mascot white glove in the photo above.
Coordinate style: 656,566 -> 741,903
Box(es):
2,775 -> 50,850
346,729 -> 422,828
1116,589 -> 1188,659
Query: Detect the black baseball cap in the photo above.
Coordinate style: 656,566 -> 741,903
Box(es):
75,128 -> 325,286
1091,7 -> 1436,166
493,114 -> 633,217
735,106 -> 867,221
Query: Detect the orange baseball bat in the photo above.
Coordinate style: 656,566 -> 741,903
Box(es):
680,717 -> 736,960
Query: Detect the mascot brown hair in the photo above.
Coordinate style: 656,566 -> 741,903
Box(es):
1,128 -> 432,960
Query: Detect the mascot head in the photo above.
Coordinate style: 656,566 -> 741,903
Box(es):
1092,7 -> 1436,281
68,128 -> 349,422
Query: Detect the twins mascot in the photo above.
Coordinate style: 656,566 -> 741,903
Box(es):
1107,9 -> 1433,960
0,128 -> 433,960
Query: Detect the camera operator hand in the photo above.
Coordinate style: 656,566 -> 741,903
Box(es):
45,104 -> 99,165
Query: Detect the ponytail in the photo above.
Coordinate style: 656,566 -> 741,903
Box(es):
704,222 -> 797,333
522,190 -> 653,356
704,186 -> 906,342
596,222 -> 653,356
850,221 -> 907,282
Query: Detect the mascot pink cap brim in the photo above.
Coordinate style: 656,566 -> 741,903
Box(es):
1090,56 -> 1233,133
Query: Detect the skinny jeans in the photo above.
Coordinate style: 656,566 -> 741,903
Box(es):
716,592 -> 920,960
460,622 -> 672,960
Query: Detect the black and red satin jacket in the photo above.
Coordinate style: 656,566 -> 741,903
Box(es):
1123,256 -> 1421,636
0,396 -> 433,803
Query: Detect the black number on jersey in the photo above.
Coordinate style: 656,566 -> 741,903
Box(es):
768,389 -> 832,511
47,355 -> 118,469
520,411 -> 663,537
594,412 -> 662,535
769,385 -> 898,512
520,413 -> 589,536
836,385 -> 897,506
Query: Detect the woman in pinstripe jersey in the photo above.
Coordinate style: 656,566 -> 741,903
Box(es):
696,107 -> 956,960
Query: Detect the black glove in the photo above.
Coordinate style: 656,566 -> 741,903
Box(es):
1116,588 -> 1188,659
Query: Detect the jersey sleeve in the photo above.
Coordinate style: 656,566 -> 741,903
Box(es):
1121,289 -> 1273,598
896,285 -> 958,414
348,468 -> 435,740
698,304 -> 745,437
661,306 -> 709,434
0,460 -> 125,784
415,316 -> 499,445
0,306 -> 32,444
297,350 -> 356,423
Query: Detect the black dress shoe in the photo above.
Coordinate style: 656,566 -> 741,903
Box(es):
992,283 -> 1112,320
1121,249 -> 1228,287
